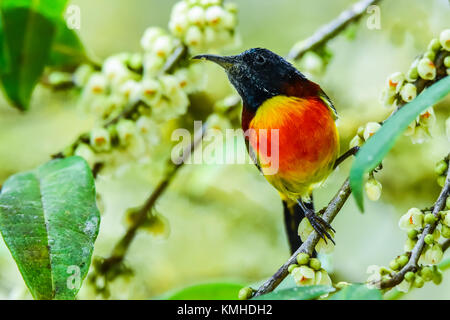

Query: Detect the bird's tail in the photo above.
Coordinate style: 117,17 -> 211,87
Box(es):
282,197 -> 314,255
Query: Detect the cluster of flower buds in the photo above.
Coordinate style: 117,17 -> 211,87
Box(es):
59,0 -> 240,169
288,253 -> 332,288
380,29 -> 450,143
367,189 -> 450,292
298,218 -> 334,253
349,122 -> 381,149
169,0 -> 239,54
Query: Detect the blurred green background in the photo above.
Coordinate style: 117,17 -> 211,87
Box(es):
0,0 -> 449,299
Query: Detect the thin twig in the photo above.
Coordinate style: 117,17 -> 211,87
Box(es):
96,123 -> 207,276
377,160 -> 450,289
254,179 -> 352,297
442,239 -> 450,253
287,0 -> 381,60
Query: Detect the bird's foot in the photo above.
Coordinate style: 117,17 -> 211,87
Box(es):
304,210 -> 335,245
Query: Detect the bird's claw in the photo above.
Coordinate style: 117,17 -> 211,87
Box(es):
305,210 -> 335,245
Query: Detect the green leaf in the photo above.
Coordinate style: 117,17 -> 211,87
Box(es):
329,284 -> 382,300
48,20 -> 88,69
254,285 -> 334,300
350,76 -> 450,211
164,282 -> 245,300
0,0 -> 68,110
0,156 -> 100,300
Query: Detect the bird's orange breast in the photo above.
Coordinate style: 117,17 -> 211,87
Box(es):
246,95 -> 339,198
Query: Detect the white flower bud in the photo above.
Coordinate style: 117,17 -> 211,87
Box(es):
298,217 -> 313,242
74,143 -> 96,167
204,27 -> 219,47
292,266 -> 316,286
432,228 -> 440,241
301,51 -> 324,75
446,117 -> 450,141
184,25 -> 203,48
140,78 -> 162,106
136,116 -> 156,135
363,122 -> 381,141
141,27 -> 166,51
153,35 -> 175,58
117,119 -> 137,146
314,269 -> 332,286
205,5 -> 225,26
86,73 -> 108,95
399,208 -> 423,231
445,56 -> 450,68
224,2 -> 238,13
200,0 -> 221,6
315,236 -> 335,254
418,107 -> 436,128
400,83 -> 417,102
365,178 -> 382,201
410,125 -> 431,144
48,71 -> 72,86
187,6 -> 206,26
439,29 -> 450,51
119,80 -> 141,104
168,88 -> 190,117
143,54 -> 165,77
443,211 -> 450,227
403,120 -> 416,137
396,279 -> 411,293
90,127 -> 111,152
222,10 -> 236,29
387,72 -> 404,93
417,58 -> 436,80
169,14 -> 189,37
172,1 -> 189,16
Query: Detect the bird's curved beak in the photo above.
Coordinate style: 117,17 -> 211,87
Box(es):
192,54 -> 237,70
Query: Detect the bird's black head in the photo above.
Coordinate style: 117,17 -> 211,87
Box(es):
193,48 -> 308,111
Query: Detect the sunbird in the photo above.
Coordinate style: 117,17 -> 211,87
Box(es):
194,48 -> 341,246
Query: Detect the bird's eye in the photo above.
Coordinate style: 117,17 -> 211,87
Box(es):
254,55 -> 266,65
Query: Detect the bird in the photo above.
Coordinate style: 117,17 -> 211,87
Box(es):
193,48 -> 341,247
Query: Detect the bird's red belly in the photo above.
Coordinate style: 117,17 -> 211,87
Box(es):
246,96 -> 339,190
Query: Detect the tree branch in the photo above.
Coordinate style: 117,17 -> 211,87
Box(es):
253,179 -> 352,297
95,123 -> 207,277
287,0 -> 381,61
377,158 -> 450,289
